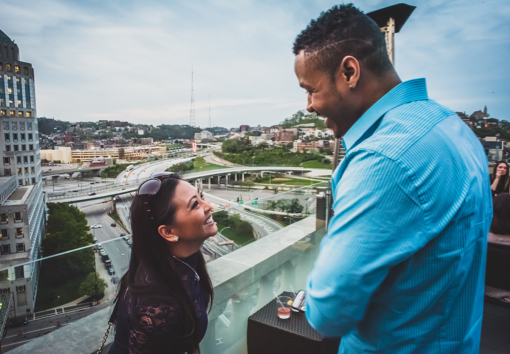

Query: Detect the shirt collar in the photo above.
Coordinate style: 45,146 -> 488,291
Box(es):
342,78 -> 429,151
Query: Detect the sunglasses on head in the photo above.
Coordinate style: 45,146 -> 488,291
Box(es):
136,172 -> 175,196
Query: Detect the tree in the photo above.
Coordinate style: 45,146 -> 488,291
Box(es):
289,198 -> 304,214
266,200 -> 277,211
79,272 -> 108,296
257,141 -> 269,151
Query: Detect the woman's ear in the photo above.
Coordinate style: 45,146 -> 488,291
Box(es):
158,225 -> 179,242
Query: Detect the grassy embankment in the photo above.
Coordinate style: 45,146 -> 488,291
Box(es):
213,211 -> 255,245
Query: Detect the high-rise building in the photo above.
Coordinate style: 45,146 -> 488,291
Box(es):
0,29 -> 45,318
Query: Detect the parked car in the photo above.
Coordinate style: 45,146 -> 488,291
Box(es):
7,318 -> 28,329
90,224 -> 102,229
111,223 -> 116,227
111,276 -> 120,284
99,249 -> 107,257
126,239 -> 133,247
90,192 -> 97,196
120,233 -> 126,237
104,259 -> 112,268
107,267 -> 115,276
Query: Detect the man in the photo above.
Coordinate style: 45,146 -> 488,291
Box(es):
294,4 -> 492,353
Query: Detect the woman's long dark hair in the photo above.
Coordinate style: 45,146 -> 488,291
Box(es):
112,175 -> 213,353
491,161 -> 510,193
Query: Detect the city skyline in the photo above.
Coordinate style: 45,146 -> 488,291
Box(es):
0,0 -> 508,127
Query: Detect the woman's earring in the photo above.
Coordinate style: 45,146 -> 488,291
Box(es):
349,85 -> 355,90
173,236 -> 179,242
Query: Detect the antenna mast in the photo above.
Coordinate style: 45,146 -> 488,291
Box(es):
190,65 -> 195,127
209,94 -> 212,128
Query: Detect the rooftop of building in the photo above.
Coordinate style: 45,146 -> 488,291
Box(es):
0,29 -> 14,46
2,185 -> 34,206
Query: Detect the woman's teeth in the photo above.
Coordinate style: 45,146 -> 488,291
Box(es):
204,216 -> 214,225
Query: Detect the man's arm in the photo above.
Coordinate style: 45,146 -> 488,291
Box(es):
306,151 -> 432,337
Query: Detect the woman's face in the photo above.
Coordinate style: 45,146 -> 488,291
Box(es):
166,181 -> 217,243
497,163 -> 508,176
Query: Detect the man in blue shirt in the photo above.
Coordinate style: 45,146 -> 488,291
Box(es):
293,4 -> 492,353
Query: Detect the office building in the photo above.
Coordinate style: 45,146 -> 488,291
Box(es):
0,29 -> 45,318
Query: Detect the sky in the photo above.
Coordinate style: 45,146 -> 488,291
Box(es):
1,0 -> 509,128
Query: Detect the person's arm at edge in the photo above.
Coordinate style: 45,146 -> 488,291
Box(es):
305,151 -> 431,337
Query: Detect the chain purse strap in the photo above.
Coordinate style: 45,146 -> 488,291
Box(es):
96,322 -> 113,354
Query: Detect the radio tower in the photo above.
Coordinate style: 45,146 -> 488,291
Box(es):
189,65 -> 196,127
208,94 -> 212,128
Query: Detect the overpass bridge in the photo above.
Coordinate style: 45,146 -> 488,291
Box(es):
49,166 -> 312,203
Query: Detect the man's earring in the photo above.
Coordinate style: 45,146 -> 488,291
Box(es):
173,236 -> 179,242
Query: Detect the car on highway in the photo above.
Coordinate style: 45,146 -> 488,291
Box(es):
90,192 -> 97,196
90,182 -> 95,185
90,224 -> 102,229
111,223 -> 116,227
72,190 -> 79,192
95,181 -> 100,184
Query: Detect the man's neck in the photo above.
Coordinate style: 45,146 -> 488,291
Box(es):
360,71 -> 401,115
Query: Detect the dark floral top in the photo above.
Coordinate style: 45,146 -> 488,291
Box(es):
109,252 -> 209,354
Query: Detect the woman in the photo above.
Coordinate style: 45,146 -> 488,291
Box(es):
108,173 -> 216,354
490,161 -> 509,196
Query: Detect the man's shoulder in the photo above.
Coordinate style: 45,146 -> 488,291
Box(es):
353,99 -> 459,161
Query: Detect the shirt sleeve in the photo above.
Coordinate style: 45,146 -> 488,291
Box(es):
305,150 -> 432,337
128,295 -> 186,354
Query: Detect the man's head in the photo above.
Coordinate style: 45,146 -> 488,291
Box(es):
293,4 -> 399,138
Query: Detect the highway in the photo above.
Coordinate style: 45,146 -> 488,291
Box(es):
115,157 -> 195,185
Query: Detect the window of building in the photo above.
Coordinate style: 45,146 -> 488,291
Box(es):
31,177 -> 35,184
18,179 -> 22,186
19,122 -> 24,130
20,133 -> 25,141
25,112 -> 31,118
12,133 -> 17,141
0,214 -> 7,224
3,157 -> 9,166
0,270 -> 8,282
0,110 -> 6,117
9,110 -> 14,117
24,167 -> 28,174
21,145 -> 26,151
3,121 -> 8,130
17,167 -> 21,174
25,178 -> 29,185
17,111 -> 23,118
4,133 -> 9,141
16,228 -> 23,238
4,169 -> 11,176
11,121 -> 16,130
15,264 -> 24,278
29,144 -> 33,151
14,212 -> 22,223
23,156 -> 27,164
0,63 -> 3,71
13,145 -> 18,152
30,167 -> 35,174
0,229 -> 7,239
5,145 -> 10,152
28,133 -> 32,140
6,64 -> 11,72
16,156 -> 21,164
14,65 -> 20,74
1,244 -> 10,255
27,122 -> 32,130
23,67 -> 28,75
30,155 -> 34,163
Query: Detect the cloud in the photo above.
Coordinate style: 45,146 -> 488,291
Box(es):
1,0 -> 508,127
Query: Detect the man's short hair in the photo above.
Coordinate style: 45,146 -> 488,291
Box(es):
293,3 -> 393,77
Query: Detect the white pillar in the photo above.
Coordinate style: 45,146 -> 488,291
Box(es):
242,173 -> 245,182
195,180 -> 198,188
235,173 -> 237,182
208,177 -> 211,190
226,175 -> 229,188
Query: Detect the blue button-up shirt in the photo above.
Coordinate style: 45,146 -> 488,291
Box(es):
306,79 -> 492,353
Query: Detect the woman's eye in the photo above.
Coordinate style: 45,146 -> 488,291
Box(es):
192,201 -> 199,209
200,193 -> 204,199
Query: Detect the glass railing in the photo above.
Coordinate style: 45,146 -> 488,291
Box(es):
3,183 -> 332,354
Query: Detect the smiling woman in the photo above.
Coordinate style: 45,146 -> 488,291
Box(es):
107,173 -> 216,354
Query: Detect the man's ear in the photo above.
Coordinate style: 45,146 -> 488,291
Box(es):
335,56 -> 360,91
158,225 -> 179,242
